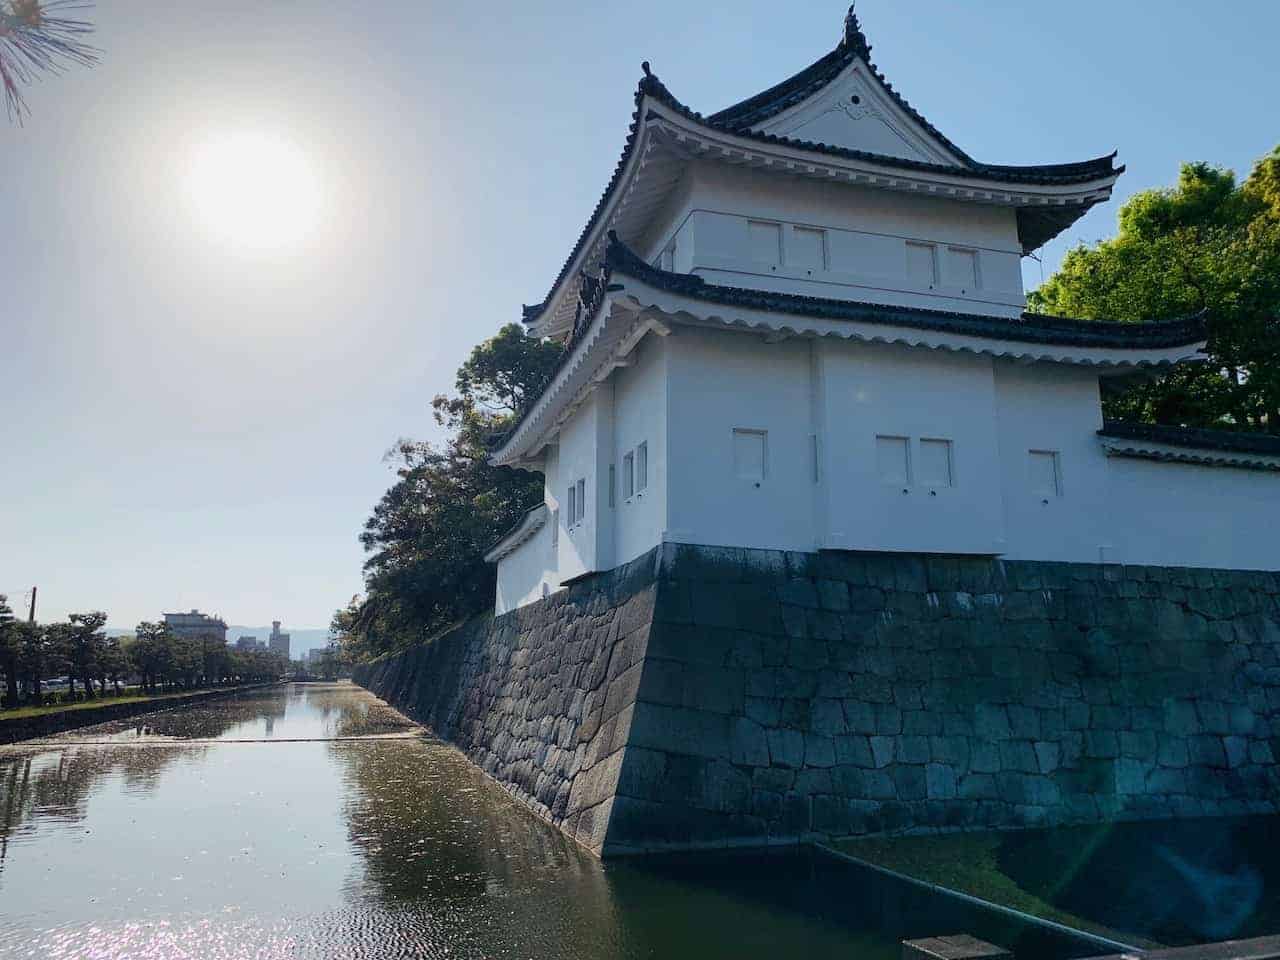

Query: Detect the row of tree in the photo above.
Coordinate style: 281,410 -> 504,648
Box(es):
0,595 -> 288,707
332,147 -> 1280,664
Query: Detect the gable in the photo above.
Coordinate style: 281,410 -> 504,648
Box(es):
750,60 -> 962,167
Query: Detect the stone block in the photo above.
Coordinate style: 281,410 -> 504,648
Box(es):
1084,730 -> 1119,759
974,704 -> 1012,741
778,578 -> 819,610
810,698 -> 848,736
745,696 -> 780,727
970,741 -> 1000,774
627,703 -> 730,760
1146,766 -> 1186,795
999,740 -> 1039,774
804,733 -> 837,768
1188,734 -> 1228,769
870,735 -> 896,768
730,717 -> 770,767
875,704 -> 904,735
903,710 -> 943,736
1196,700 -> 1230,735
894,765 -> 928,801
1224,736 -> 1249,769
930,735 -> 970,768
766,728 -> 805,769
1119,730 -> 1157,759
926,763 -> 958,800
842,699 -> 876,734
1034,741 -> 1061,774
897,736 -> 930,765
959,773 -> 998,800
816,579 -> 849,612
835,734 -> 874,768
1114,757 -> 1149,795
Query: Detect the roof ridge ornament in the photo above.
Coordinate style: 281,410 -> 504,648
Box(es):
843,3 -> 871,60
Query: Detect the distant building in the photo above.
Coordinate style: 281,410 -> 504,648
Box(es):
268,620 -> 290,660
160,609 -> 227,643
235,635 -> 265,652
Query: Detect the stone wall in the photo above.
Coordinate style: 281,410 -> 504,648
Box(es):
356,544 -> 1280,856
353,550 -> 659,855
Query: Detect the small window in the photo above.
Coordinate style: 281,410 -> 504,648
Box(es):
576,478 -> 586,522
1030,450 -> 1062,498
791,227 -> 826,271
918,438 -> 954,488
748,220 -> 782,266
550,508 -> 559,547
945,247 -> 980,291
636,442 -> 648,492
733,429 -> 767,483
876,435 -> 911,486
906,241 -> 937,287
660,243 -> 675,272
566,485 -> 576,527
608,464 -> 616,507
623,452 -> 635,499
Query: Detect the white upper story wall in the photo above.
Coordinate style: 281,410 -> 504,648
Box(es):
640,162 -> 1026,319
492,323 -> 1277,615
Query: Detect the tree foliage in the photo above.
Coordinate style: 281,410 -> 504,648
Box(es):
1029,147 -> 1280,431
337,324 -> 562,658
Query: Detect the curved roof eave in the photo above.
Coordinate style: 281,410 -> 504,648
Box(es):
524,6 -> 1122,331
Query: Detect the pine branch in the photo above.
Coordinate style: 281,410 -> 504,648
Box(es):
0,0 -> 97,122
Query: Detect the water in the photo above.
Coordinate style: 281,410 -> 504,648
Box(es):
0,683 -> 911,960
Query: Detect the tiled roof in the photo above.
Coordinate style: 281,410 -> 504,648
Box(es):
604,234 -> 1206,350
523,6 -> 1120,326
1098,422 -> 1280,458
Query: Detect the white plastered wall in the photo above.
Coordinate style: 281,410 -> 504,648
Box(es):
645,162 -> 1026,318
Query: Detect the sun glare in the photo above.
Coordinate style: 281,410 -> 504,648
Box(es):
185,132 -> 323,253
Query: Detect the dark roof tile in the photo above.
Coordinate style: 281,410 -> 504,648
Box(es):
1098,422 -> 1280,458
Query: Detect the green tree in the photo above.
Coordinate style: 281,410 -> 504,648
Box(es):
346,324 -> 561,656
0,595 -> 16,705
65,611 -> 107,697
129,621 -> 173,692
1030,147 -> 1280,431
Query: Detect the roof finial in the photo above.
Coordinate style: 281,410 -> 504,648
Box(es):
641,61 -> 651,77
843,3 -> 871,60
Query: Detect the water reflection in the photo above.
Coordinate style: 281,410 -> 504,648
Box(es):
0,683 -> 1015,960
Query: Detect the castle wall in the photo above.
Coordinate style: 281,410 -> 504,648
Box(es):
362,544 -> 1280,856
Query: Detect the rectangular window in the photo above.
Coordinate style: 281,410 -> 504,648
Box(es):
1030,450 -> 1062,498
575,478 -> 586,522
550,508 -> 559,547
876,435 -> 911,486
635,442 -> 648,492
623,452 -> 635,499
945,247 -> 980,291
906,241 -> 937,287
608,464 -> 616,508
659,242 -> 675,272
791,227 -> 826,271
918,438 -> 954,488
732,428 -> 768,483
566,485 -> 576,527
748,220 -> 782,266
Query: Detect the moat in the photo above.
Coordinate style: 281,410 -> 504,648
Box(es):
0,683 -> 928,959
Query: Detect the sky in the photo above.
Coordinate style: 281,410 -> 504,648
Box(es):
1,0 -> 1276,632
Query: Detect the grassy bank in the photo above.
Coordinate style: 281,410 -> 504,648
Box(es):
0,686 -> 250,722
0,683 -> 278,743
835,833 -> 1154,949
